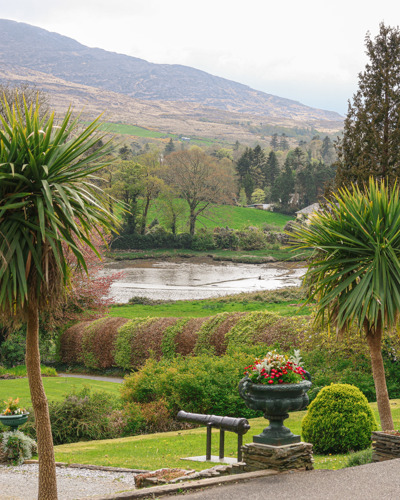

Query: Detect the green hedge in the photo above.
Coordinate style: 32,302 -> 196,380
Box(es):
110,227 -> 275,251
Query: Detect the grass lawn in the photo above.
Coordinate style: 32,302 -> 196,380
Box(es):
3,375 -> 397,472
110,299 -> 309,319
0,377 -> 122,408
54,399 -> 399,472
148,201 -> 293,232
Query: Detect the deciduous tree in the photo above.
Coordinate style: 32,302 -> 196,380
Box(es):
165,148 -> 235,235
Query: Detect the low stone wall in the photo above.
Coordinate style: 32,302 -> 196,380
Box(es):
242,442 -> 313,472
372,431 -> 400,462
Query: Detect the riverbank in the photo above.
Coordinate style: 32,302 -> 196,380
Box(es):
106,247 -> 312,264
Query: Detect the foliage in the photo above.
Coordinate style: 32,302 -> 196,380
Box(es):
113,318 -> 151,370
344,448 -> 373,468
0,96 -> 119,321
292,178 -> 400,429
165,148 -> 237,235
1,430 -> 37,465
0,365 -> 57,378
301,384 -> 378,454
335,23 -> 400,189
24,388 -> 122,445
121,354 -> 262,419
161,319 -> 189,359
244,349 -> 307,385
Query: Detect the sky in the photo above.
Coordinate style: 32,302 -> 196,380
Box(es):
2,0 -> 400,115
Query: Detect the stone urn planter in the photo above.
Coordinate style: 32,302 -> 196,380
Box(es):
0,413 -> 29,431
239,376 -> 311,446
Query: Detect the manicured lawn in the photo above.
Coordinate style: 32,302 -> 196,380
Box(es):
54,399 -> 398,471
0,377 -> 122,408
110,299 -> 309,319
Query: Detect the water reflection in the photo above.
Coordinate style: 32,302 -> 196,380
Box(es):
101,260 -> 306,303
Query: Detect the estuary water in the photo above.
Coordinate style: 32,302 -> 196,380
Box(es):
101,258 -> 306,303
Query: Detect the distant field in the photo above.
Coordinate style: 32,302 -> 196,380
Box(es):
149,202 -> 293,231
96,122 -> 220,147
98,122 -> 167,138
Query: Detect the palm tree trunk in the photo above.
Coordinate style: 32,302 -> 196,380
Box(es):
26,301 -> 58,500
366,325 -> 394,431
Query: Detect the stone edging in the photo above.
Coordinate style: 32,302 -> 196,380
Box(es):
87,468 -> 279,499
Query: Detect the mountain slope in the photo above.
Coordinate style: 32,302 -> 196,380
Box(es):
0,18 -> 342,127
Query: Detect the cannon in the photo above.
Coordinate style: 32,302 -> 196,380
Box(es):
177,410 -> 250,462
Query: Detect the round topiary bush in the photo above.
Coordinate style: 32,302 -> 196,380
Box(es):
301,383 -> 378,454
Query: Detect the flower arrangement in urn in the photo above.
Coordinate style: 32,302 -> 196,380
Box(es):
1,398 -> 27,416
0,398 -> 29,431
239,350 -> 311,445
244,349 -> 307,385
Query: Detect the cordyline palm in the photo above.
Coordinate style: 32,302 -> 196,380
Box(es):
291,178 -> 400,431
0,96 -> 119,499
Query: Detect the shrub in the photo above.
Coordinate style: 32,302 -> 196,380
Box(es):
301,384 -> 378,454
236,227 -> 267,250
345,448 -> 373,468
121,354 -> 262,420
213,227 -> 239,250
190,229 -> 216,251
1,431 -> 37,465
24,388 -> 123,445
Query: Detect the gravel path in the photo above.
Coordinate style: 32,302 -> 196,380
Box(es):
58,373 -> 124,383
0,463 -> 138,499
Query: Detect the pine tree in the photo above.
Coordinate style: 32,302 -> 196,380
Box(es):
335,23 -> 400,189
164,138 -> 175,155
279,133 -> 289,151
264,151 -> 280,186
270,133 -> 279,151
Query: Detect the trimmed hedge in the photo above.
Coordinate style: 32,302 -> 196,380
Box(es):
59,311 -> 308,371
58,311 -> 400,402
301,384 -> 378,454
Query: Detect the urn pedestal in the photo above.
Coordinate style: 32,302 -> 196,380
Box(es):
0,413 -> 29,431
238,376 -> 312,446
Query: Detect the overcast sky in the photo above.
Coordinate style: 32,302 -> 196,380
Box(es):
3,1 -> 400,115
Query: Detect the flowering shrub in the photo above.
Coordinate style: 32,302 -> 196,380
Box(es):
1,431 -> 37,465
1,398 -> 26,415
244,349 -> 307,385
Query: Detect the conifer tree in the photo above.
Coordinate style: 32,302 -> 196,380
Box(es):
335,23 -> 400,189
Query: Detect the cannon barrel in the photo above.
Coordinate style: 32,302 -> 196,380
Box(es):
177,410 -> 250,435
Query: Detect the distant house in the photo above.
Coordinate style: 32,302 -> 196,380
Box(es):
295,203 -> 321,222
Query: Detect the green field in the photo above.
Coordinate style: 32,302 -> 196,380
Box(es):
98,122 -> 167,138
148,201 -> 293,231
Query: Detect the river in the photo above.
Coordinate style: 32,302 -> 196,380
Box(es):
100,258 -> 306,303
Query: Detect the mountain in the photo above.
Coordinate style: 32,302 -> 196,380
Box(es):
0,19 -> 343,140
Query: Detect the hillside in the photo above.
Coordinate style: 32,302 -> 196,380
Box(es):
0,19 -> 343,142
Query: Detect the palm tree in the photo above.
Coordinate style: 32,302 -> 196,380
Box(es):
291,178 -> 400,431
0,96 -> 119,499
